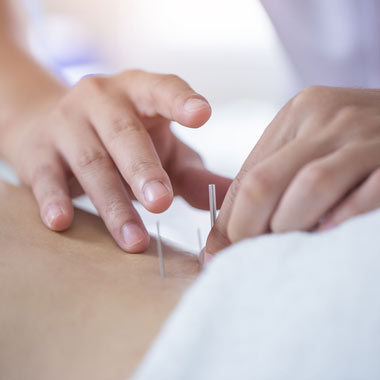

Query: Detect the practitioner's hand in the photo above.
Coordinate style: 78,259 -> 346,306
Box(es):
0,70 -> 231,252
207,86 -> 380,252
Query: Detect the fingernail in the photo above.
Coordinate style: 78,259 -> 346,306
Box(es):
184,97 -> 210,112
122,223 -> 146,250
143,181 -> 171,203
45,204 -> 64,228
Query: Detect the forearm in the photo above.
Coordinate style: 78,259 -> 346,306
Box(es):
0,40 -> 66,115
0,2 -> 66,144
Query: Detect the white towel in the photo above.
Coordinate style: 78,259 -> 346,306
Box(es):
132,209 -> 380,380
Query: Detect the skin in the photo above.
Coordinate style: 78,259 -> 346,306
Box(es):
0,181 -> 199,379
3,1 -> 380,256
207,86 -> 380,252
0,0 -> 231,253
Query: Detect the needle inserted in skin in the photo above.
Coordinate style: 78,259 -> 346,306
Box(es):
209,184 -> 217,228
156,221 -> 165,278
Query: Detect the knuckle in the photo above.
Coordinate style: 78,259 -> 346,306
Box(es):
78,75 -> 106,93
302,85 -> 326,98
163,73 -> 181,83
341,142 -> 363,156
153,73 -> 182,92
128,160 -> 162,177
75,148 -> 109,171
297,164 -> 331,191
56,94 -> 76,120
123,69 -> 145,78
56,76 -> 106,120
291,85 -> 326,109
108,118 -> 142,142
333,105 -> 361,124
304,85 -> 325,94
228,168 -> 249,200
102,198 -> 125,221
241,168 -> 272,201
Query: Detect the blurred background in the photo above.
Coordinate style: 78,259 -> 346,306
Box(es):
2,0 -> 300,251
28,0 -> 298,103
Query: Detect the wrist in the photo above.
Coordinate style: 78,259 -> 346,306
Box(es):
0,85 -> 67,159
0,42 -> 68,128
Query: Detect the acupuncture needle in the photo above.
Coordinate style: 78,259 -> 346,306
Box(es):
208,184 -> 217,228
156,221 -> 166,278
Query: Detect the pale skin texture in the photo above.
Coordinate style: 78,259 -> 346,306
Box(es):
2,0 -> 380,256
0,0 -> 231,253
207,86 -> 380,252
0,181 -> 199,379
3,1 -> 380,377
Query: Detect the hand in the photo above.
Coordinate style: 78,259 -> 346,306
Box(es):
207,86 -> 380,253
1,70 -> 231,252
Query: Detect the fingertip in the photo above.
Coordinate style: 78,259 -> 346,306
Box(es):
42,203 -> 73,232
142,180 -> 174,213
145,194 -> 173,214
180,96 -> 212,128
121,222 -> 150,253
123,236 -> 151,253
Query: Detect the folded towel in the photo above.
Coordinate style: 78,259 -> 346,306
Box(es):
132,209 -> 380,380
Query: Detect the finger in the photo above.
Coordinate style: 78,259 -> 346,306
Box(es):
27,150 -> 73,231
88,97 -> 173,213
169,138 -> 232,209
56,124 -> 150,253
226,137 -> 334,243
119,71 -> 212,128
319,168 -> 380,230
67,170 -> 138,202
177,168 -> 232,210
67,175 -> 84,198
271,142 -> 380,233
206,101 -> 297,253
